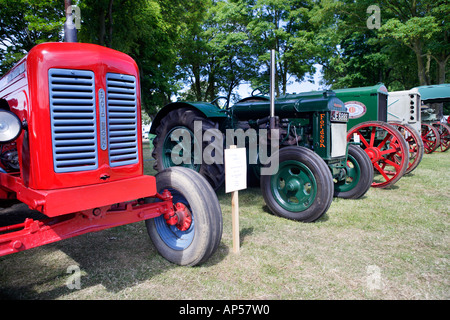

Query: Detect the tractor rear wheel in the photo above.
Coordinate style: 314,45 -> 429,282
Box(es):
152,107 -> 225,190
145,167 -> 223,266
260,146 -> 333,222
421,123 -> 441,153
347,121 -> 409,188
389,121 -> 424,174
432,122 -> 450,152
334,144 -> 373,199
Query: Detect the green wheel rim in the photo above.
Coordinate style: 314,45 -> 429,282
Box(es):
162,126 -> 201,172
270,160 -> 317,212
334,153 -> 361,193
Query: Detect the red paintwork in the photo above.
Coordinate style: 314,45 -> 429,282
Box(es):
0,195 -> 174,256
0,173 -> 156,217
163,202 -> 192,231
0,42 -> 166,256
0,42 -> 143,190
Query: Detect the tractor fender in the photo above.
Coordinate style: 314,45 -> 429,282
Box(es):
150,101 -> 228,134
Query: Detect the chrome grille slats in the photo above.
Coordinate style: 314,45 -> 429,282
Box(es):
49,68 -> 98,172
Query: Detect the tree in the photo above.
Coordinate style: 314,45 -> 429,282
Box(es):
379,16 -> 438,86
176,0 -> 257,104
309,0 -> 448,90
78,0 -> 187,116
0,0 -> 64,75
377,0 -> 448,85
175,0 -> 212,102
245,0 -> 318,95
207,0 -> 258,103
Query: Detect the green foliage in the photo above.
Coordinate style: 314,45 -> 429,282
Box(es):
312,0 -> 449,90
0,0 -> 64,75
77,0 -> 179,116
0,0 -> 448,115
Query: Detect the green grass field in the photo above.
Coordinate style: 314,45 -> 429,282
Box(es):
0,142 -> 448,300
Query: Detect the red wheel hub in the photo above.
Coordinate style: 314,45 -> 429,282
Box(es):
365,147 -> 381,162
163,202 -> 192,231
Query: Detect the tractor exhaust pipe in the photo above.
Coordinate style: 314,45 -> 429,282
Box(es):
269,49 -> 276,130
64,0 -> 77,42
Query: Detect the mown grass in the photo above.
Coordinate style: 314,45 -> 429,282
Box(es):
0,142 -> 448,300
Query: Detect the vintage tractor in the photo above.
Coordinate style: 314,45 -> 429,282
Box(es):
387,89 -> 424,172
416,84 -> 450,153
150,53 -> 373,223
330,84 -> 410,188
421,107 -> 450,153
431,121 -> 450,152
0,42 -> 223,266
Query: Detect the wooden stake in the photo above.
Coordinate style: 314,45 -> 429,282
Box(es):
228,145 -> 240,254
231,189 -> 239,254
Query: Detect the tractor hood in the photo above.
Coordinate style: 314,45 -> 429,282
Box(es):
232,90 -> 345,119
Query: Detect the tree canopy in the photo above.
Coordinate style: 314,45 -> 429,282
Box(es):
1,0 -> 448,117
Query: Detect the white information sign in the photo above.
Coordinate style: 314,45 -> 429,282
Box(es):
224,147 -> 247,193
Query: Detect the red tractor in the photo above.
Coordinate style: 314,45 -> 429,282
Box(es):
0,42 -> 222,266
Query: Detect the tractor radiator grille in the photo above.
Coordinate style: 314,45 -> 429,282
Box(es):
378,94 -> 387,122
106,73 -> 139,167
48,68 -> 98,173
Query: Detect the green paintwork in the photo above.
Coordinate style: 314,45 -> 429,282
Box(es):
152,90 -> 350,180
231,91 -> 345,119
333,84 -> 388,129
151,91 -> 347,163
161,126 -> 201,172
150,101 -> 228,134
270,159 -> 317,212
333,150 -> 361,193
413,84 -> 450,103
230,91 -> 347,162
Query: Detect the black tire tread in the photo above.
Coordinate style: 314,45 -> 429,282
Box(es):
152,108 -> 225,190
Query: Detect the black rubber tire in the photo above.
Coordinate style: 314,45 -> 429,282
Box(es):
152,107 -> 225,190
334,144 -> 373,199
145,167 -> 223,266
260,146 -> 334,222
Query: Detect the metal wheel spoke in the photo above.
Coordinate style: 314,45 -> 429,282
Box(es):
358,131 -> 370,148
382,158 -> 401,172
369,127 -> 376,146
377,132 -> 392,149
380,147 -> 397,156
373,162 -> 390,181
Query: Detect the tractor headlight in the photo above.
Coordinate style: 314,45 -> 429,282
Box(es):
0,110 -> 22,143
331,122 -> 347,158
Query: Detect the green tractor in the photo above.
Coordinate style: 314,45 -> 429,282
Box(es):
150,93 -> 373,223
150,55 -> 372,223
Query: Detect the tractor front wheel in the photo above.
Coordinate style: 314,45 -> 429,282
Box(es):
145,167 -> 223,266
347,121 -> 409,188
334,144 -> 373,199
260,146 -> 333,222
152,107 -> 225,190
421,123 -> 441,153
432,122 -> 450,152
389,121 -> 424,174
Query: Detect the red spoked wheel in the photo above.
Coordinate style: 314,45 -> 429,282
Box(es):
421,123 -> 441,153
347,121 -> 410,188
388,121 -> 424,174
431,122 -> 450,152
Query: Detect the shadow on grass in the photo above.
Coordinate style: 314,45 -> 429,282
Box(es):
0,202 -> 229,300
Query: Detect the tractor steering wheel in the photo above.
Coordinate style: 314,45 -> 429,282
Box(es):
251,85 -> 270,97
211,96 -> 230,109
